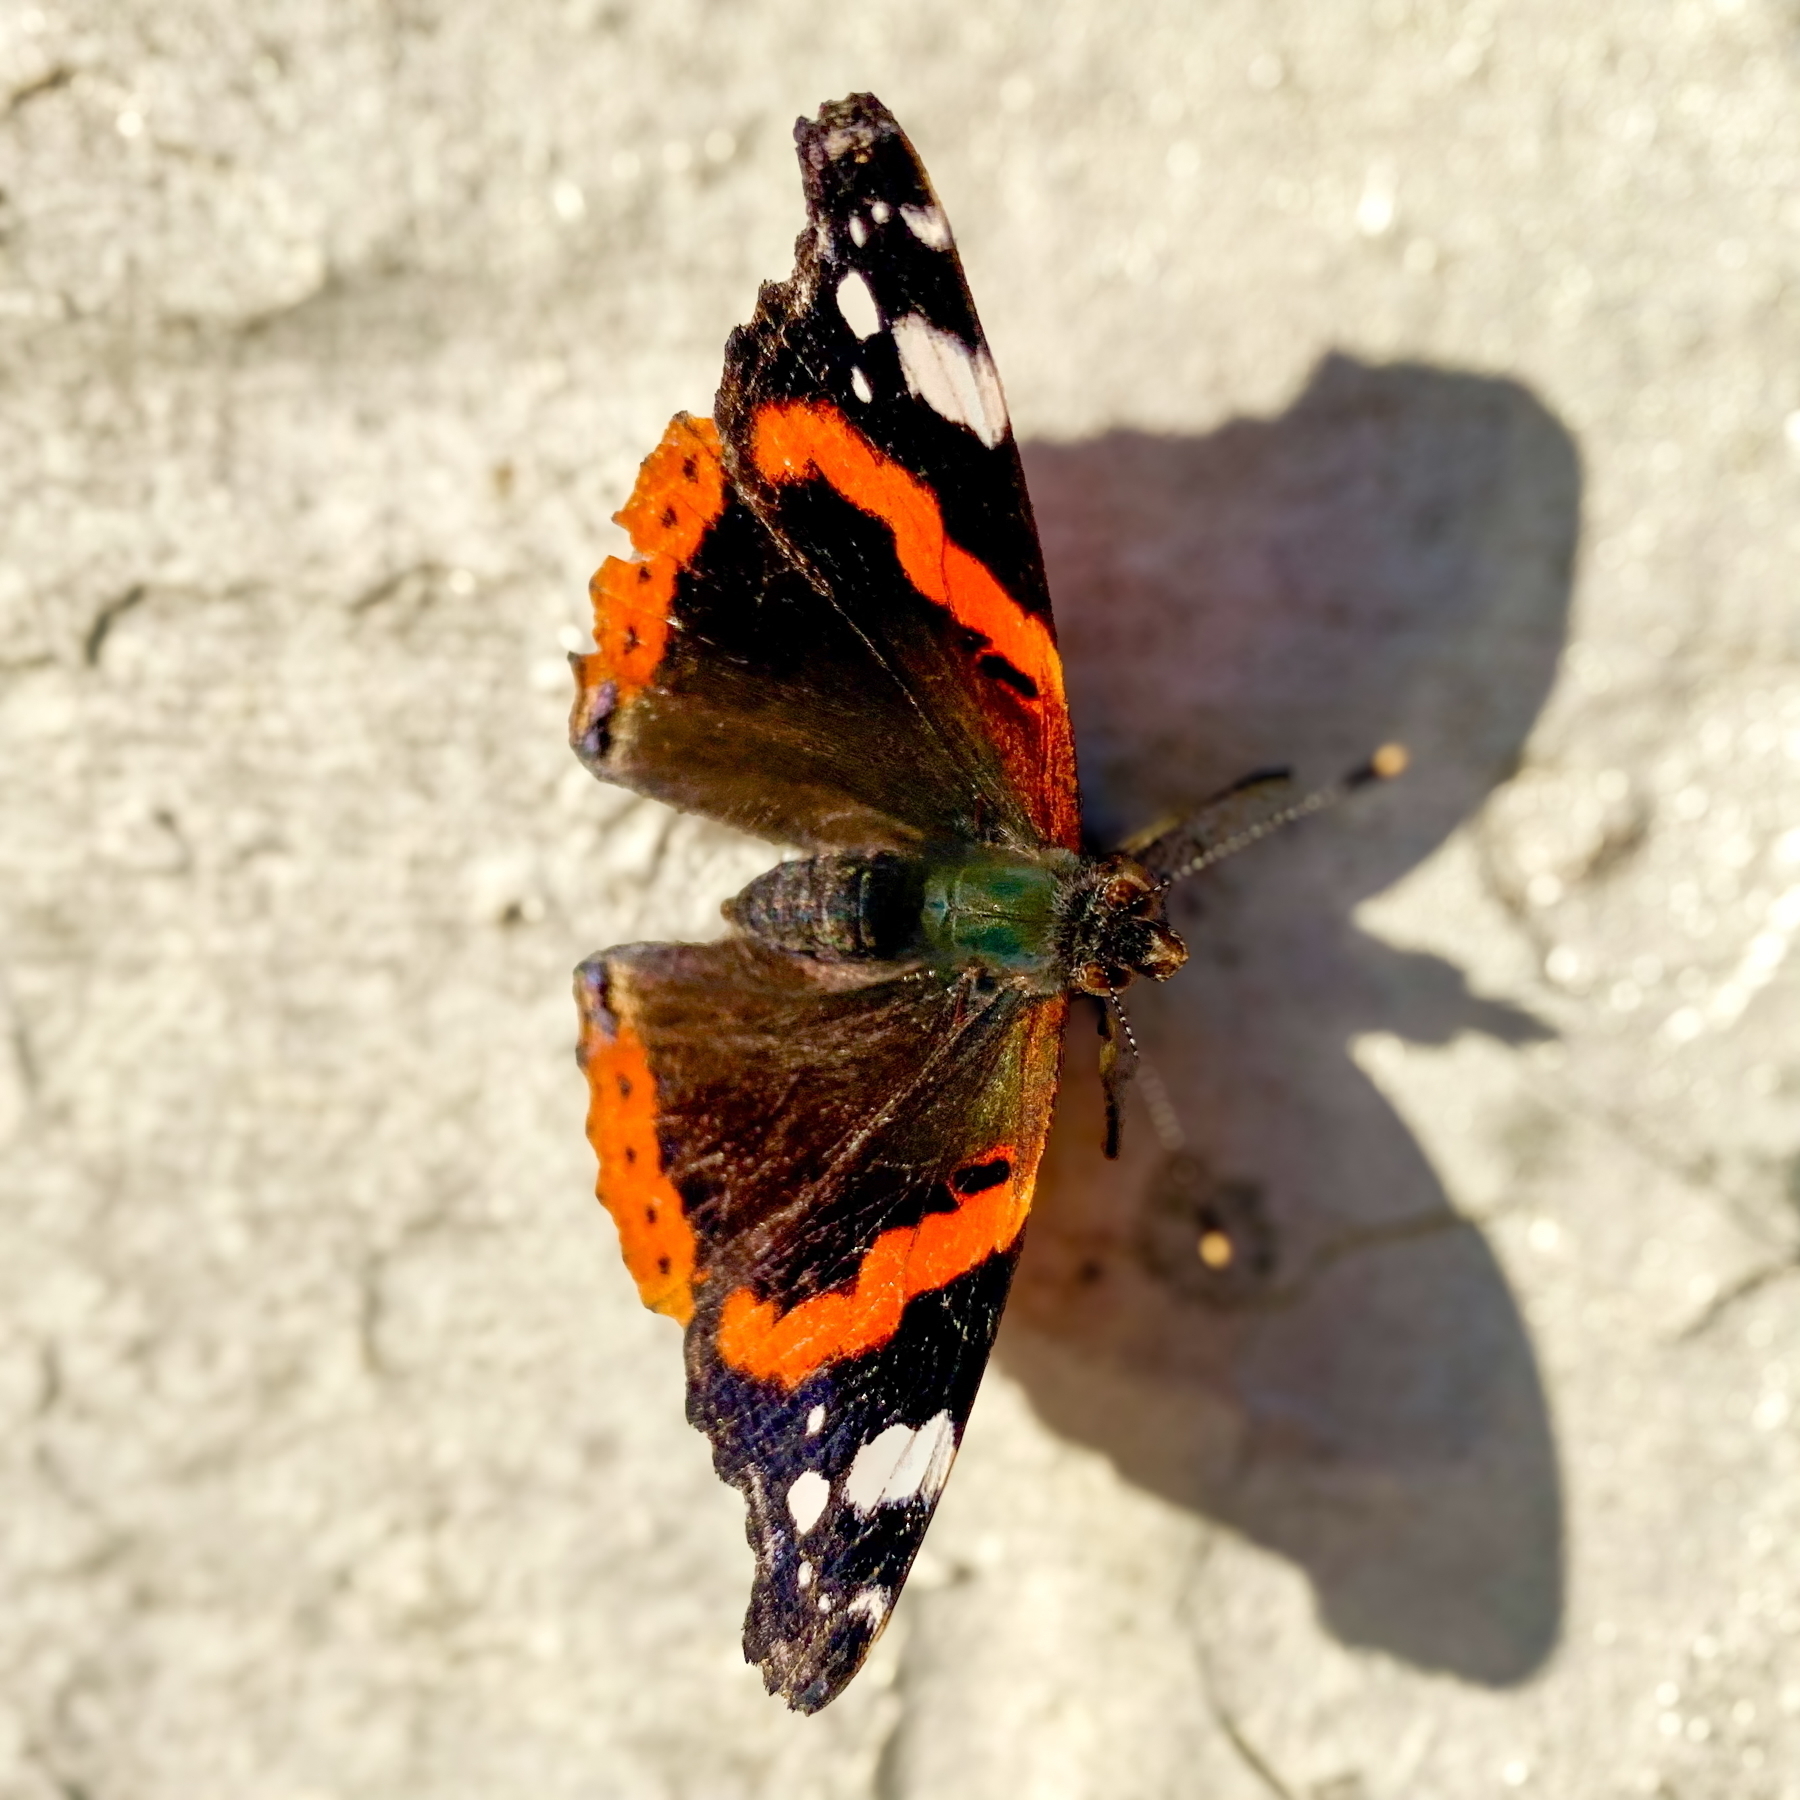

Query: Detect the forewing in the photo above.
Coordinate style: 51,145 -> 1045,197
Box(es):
570,93 -> 1079,854
574,938 -> 1066,1711
717,93 -> 1080,852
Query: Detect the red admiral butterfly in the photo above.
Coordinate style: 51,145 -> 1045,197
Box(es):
568,93 -> 1403,1712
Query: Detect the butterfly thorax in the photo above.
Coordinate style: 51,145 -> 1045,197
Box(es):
722,846 -> 1187,998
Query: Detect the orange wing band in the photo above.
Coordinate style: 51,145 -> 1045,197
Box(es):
577,991 -> 699,1326
749,400 -> 1079,848
715,1142 -> 1039,1389
714,1000 -> 1062,1389
574,412 -> 727,705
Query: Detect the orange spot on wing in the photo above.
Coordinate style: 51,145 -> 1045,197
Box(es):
614,413 -> 727,563
714,1000 -> 1065,1388
576,981 -> 698,1325
573,413 -> 727,710
749,401 -> 1080,849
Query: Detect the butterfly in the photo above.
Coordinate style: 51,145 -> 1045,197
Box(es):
567,92 -> 1403,1712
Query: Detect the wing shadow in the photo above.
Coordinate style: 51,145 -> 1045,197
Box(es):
1000,352 -> 1579,1685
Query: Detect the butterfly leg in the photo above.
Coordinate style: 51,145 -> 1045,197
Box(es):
1095,995 -> 1139,1160
950,965 -> 988,1030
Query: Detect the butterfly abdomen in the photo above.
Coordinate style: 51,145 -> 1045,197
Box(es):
723,851 -> 926,961
726,845 -> 1082,988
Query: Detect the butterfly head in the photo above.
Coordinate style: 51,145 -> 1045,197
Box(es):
1064,856 -> 1188,997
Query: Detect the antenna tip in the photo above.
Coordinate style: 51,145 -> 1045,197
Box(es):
1368,742 -> 1410,781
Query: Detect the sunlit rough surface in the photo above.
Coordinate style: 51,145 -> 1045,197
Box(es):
4,2 -> 1800,1795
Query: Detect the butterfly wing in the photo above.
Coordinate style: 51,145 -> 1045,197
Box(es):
571,93 -> 1078,854
571,93 -> 1078,1711
576,939 -> 1066,1711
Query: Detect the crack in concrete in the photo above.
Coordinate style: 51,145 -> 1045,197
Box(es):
3,63 -> 75,118
82,584 -> 145,666
21,1721 -> 92,1800
1671,1254 -> 1800,1342
10,1011 -> 39,1104
356,1249 -> 392,1380
348,562 -> 451,616
1205,1201 -> 1509,1318
1517,1061 -> 1800,1256
34,1340 -> 61,1418
1501,1063 -> 1800,1348
1183,1539 -> 1302,1800
1471,777 -> 1800,1275
868,1551 -> 979,1796
869,1653 -> 912,1800
1209,1695 -> 1299,1800
149,807 -> 193,876
0,969 -> 41,1125
1270,1205 -> 1493,1307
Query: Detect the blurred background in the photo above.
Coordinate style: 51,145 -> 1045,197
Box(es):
4,2 -> 1799,1795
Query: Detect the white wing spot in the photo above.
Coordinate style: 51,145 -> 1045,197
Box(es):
850,366 -> 874,404
818,1592 -> 833,1612
786,1470 -> 830,1534
891,314 -> 1009,448
919,1412 -> 956,1502
900,202 -> 952,249
835,270 -> 881,340
845,1423 -> 913,1511
848,213 -> 868,248
797,1559 -> 814,1589
806,1404 -> 827,1435
870,198 -> 891,224
844,1412 -> 958,1514
847,1586 -> 891,1628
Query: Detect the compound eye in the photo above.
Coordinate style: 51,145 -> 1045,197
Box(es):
1102,870 -> 1152,910
1139,921 -> 1188,981
1076,960 -> 1132,995
1077,960 -> 1113,994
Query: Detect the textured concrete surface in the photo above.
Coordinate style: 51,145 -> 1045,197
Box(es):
4,2 -> 1800,1795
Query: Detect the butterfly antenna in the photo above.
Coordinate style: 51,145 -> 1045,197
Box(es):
1134,1055 -> 1188,1156
1150,743 -> 1409,893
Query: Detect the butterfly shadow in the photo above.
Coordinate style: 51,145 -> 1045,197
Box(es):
999,352 -> 1579,1686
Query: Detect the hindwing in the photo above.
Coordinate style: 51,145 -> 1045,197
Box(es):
575,939 -> 1066,1711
